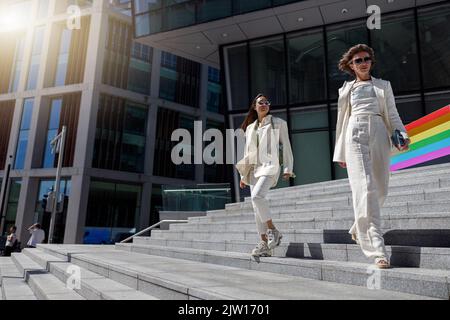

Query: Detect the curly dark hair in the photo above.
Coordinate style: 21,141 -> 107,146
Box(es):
338,44 -> 376,76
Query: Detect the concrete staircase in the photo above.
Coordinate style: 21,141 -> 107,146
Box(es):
1,163 -> 450,299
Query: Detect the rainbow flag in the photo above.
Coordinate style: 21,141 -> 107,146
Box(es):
390,105 -> 450,171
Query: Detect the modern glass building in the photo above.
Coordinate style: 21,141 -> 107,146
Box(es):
132,0 -> 450,201
0,0 -> 228,245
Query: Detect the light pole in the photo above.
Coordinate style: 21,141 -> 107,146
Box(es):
48,126 -> 67,244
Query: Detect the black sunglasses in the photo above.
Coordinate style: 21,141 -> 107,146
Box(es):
352,57 -> 372,65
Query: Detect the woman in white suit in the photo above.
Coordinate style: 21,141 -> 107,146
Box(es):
239,94 -> 295,257
333,44 -> 410,269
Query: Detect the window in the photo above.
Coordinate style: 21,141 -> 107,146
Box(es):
54,28 -> 72,87
371,11 -> 420,94
41,93 -> 81,169
250,37 -> 287,106
38,0 -> 50,19
164,1 -> 196,30
43,99 -> 62,168
425,92 -> 450,114
159,52 -> 201,107
225,44 -> 249,110
26,27 -> 45,90
153,108 -> 196,180
84,180 -> 141,244
418,4 -> 450,89
207,67 -> 222,113
0,101 -> 15,169
290,106 -> 329,131
288,29 -> 327,103
14,99 -> 34,170
2,180 -> 22,236
395,96 -> 423,125
326,20 -> 368,101
9,37 -> 25,93
292,131 -> 332,185
127,42 -> 152,94
34,179 -> 71,244
92,95 -> 148,173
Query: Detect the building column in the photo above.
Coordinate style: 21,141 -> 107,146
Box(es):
14,177 -> 40,247
195,64 -> 209,183
138,182 -> 152,232
64,0 -> 108,243
63,174 -> 90,243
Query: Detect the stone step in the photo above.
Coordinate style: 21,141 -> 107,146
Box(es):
112,243 -> 449,299
125,238 -> 450,270
0,257 -> 37,300
260,164 -> 450,198
11,253 -> 85,300
232,175 -> 450,208
228,186 -> 450,213
22,248 -> 158,300
176,213 -> 450,233
149,228 -> 450,248
201,199 -> 450,222
243,187 -> 450,208
36,244 -> 439,300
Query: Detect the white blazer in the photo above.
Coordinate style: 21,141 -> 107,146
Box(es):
333,76 -> 408,163
240,115 -> 294,187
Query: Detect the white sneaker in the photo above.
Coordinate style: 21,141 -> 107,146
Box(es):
251,241 -> 271,257
267,228 -> 282,249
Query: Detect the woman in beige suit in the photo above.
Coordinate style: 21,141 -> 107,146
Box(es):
239,94 -> 295,257
333,44 -> 410,269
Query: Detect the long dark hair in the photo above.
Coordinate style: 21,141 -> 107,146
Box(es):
240,93 -> 270,131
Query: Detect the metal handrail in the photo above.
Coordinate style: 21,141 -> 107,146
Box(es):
119,220 -> 188,243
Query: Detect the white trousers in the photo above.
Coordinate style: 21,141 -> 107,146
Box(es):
345,114 -> 391,261
249,173 -> 277,235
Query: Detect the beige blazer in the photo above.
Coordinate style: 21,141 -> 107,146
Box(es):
238,115 -> 294,187
333,76 -> 408,163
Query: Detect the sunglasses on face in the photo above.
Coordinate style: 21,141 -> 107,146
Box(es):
257,100 -> 271,106
351,57 -> 372,65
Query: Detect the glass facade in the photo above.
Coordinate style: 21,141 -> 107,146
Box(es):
2,180 -> 21,236
92,95 -> 148,173
207,67 -> 222,113
43,99 -> 62,168
288,29 -> 326,104
133,0 -> 308,37
26,26 -> 45,90
370,11 -> 420,94
84,180 -> 141,244
153,108 -> 196,180
250,36 -> 286,106
34,179 -> 71,244
225,3 -> 450,187
9,37 -> 25,93
127,42 -> 153,94
14,99 -> 34,170
54,28 -> 73,87
418,4 -> 450,90
159,51 -> 201,107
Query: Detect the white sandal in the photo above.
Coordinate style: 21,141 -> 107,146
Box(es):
375,257 -> 390,269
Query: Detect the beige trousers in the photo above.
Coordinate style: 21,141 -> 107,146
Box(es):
249,172 -> 278,235
345,114 -> 391,261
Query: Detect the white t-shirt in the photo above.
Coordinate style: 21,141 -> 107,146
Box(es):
27,228 -> 45,247
6,233 -> 17,247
